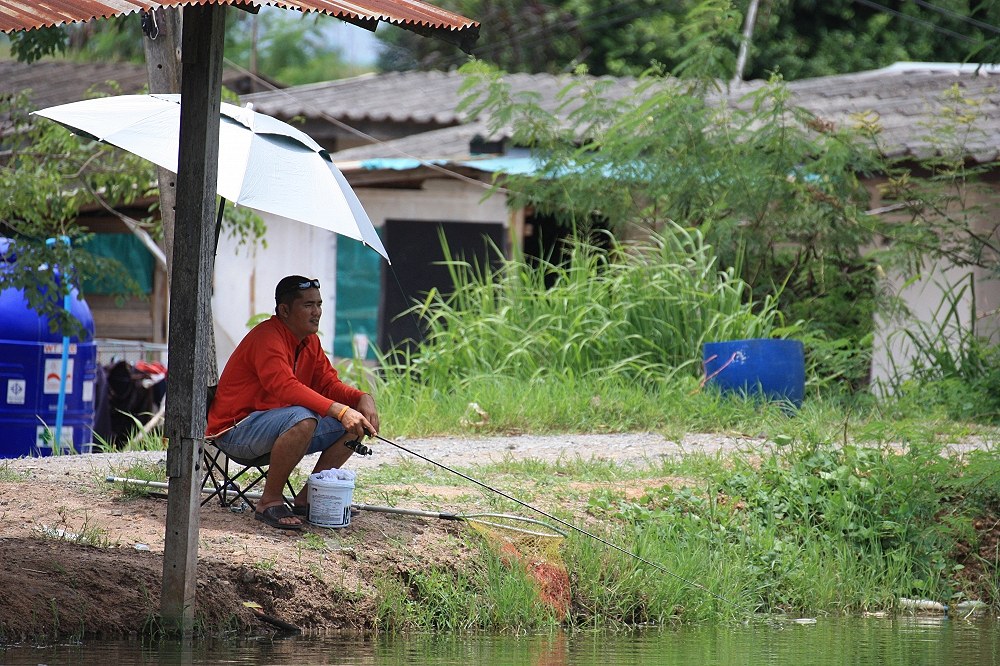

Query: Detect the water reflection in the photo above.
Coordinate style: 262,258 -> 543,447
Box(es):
2,617 -> 997,665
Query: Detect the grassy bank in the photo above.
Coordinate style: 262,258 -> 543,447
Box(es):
343,421 -> 999,632
91,228 -> 1000,634
331,229 -> 1000,630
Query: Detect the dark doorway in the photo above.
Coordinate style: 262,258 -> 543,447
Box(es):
379,219 -> 505,352
522,209 -> 611,288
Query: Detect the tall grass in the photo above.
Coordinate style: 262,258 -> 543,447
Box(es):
383,225 -> 786,393
881,274 -> 1000,423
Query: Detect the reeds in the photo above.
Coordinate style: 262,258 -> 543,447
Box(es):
386,224 -> 783,392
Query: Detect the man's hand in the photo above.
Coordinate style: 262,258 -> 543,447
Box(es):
330,394 -> 379,439
355,393 -> 380,435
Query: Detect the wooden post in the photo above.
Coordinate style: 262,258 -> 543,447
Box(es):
142,7 -> 182,346
160,3 -> 226,634
142,6 -> 182,274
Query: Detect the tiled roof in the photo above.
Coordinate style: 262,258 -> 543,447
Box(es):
243,70 -> 642,128
332,122 -> 488,162
314,63 -> 1000,165
736,62 -> 1000,162
0,60 -> 151,110
0,59 -> 275,126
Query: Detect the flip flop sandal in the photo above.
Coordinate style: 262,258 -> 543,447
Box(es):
255,504 -> 303,530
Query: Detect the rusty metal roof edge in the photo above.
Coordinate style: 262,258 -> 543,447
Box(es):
0,0 -> 478,34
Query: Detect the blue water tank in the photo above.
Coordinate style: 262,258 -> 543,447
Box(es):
703,338 -> 805,408
0,240 -> 98,457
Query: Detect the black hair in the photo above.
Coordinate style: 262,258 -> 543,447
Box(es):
274,275 -> 319,311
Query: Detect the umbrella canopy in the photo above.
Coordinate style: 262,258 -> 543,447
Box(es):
33,93 -> 389,262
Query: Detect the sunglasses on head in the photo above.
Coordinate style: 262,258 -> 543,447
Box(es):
277,278 -> 320,298
295,279 -> 320,290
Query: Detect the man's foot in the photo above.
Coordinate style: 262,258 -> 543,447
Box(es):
254,504 -> 302,530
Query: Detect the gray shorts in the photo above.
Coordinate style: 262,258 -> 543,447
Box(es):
213,405 -> 347,460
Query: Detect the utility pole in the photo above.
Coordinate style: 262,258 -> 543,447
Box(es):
733,0 -> 761,83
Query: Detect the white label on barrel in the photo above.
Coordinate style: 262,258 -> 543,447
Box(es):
43,359 -> 74,394
35,425 -> 73,449
6,379 -> 26,405
82,380 -> 94,403
43,343 -> 77,354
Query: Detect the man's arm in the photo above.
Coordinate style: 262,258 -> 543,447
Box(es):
327,393 -> 379,437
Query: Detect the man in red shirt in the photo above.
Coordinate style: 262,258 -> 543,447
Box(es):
207,275 -> 379,529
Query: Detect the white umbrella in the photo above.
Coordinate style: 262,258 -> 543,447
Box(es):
32,94 -> 389,262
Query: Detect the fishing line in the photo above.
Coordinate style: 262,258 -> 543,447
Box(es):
368,432 -> 740,609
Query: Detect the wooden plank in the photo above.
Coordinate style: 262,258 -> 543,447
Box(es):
160,3 -> 226,634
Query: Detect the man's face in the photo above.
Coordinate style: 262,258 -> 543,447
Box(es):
280,287 -> 322,339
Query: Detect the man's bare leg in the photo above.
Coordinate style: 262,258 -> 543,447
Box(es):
256,418 -> 315,526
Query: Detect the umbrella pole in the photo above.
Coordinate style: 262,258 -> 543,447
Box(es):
214,197 -> 226,251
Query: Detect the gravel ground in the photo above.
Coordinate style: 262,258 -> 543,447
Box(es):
4,432 -> 769,482
6,430 -> 993,483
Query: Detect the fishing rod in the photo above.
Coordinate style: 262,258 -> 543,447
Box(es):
367,432 -> 740,609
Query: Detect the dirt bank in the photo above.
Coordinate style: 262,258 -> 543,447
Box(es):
0,432 -> 721,641
0,431 -> 991,642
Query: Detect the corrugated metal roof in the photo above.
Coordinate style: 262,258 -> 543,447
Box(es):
0,1 -> 479,51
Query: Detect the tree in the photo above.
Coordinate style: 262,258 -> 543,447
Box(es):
457,49 -> 1000,388
0,92 -> 154,334
225,9 -> 368,85
746,0 -> 1000,81
377,0 -> 999,78
8,8 -> 368,84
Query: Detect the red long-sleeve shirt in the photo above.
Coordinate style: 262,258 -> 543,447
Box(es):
206,316 -> 364,437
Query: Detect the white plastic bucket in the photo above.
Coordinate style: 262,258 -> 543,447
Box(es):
307,474 -> 355,528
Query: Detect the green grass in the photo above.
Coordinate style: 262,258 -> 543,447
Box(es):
0,461 -> 29,482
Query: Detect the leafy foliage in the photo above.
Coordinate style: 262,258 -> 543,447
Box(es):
225,10 -> 369,85
582,435 -> 991,613
456,56 -> 1000,393
749,0 -> 1000,81
383,227 -> 785,391
378,0 -> 1000,78
0,92 -> 154,334
883,274 -> 1000,422
8,26 -> 67,63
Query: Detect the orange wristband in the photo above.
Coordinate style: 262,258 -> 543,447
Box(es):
337,405 -> 349,420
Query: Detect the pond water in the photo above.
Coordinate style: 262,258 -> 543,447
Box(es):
2,616 -> 997,665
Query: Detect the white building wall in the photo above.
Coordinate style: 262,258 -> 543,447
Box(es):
356,178 -> 510,226
212,213 -> 340,371
871,260 -> 1000,392
211,177 -> 510,372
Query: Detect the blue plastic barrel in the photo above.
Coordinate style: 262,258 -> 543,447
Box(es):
0,242 -> 97,457
702,338 -> 805,407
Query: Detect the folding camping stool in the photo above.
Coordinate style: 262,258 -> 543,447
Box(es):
201,384 -> 297,512
200,442 -> 298,512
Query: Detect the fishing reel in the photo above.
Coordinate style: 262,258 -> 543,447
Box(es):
345,439 -> 373,456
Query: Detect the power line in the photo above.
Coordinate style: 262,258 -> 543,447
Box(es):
852,0 -> 978,43
910,0 -> 1000,35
